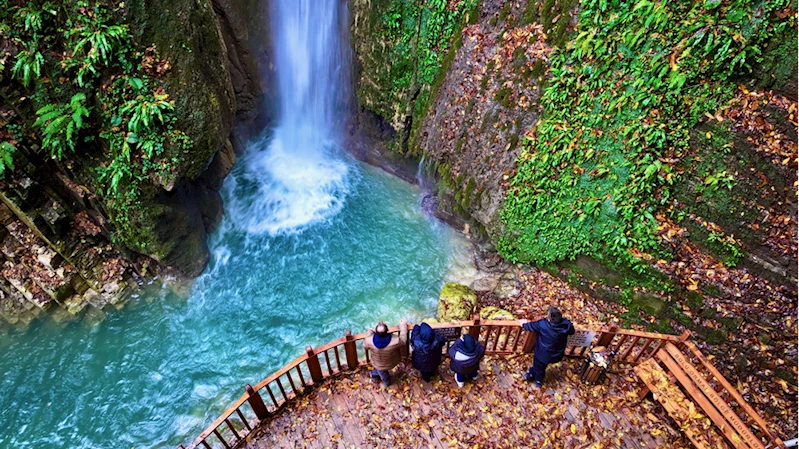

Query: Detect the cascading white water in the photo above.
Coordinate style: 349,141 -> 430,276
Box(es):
226,0 -> 353,235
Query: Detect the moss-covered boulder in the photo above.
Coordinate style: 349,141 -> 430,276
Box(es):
437,282 -> 477,322
479,306 -> 516,321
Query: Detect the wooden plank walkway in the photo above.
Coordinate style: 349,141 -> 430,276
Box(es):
242,354 -> 692,449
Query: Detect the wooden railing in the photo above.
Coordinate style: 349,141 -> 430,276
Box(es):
178,318 -> 783,449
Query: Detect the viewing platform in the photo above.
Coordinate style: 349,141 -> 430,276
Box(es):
180,319 -> 787,449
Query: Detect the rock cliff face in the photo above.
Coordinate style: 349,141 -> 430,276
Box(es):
349,0 -> 797,367
0,0 -> 270,324
349,0 -> 564,238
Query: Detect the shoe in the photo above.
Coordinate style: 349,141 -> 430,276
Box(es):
523,373 -> 534,382
370,371 -> 381,381
456,380 -> 465,388
534,381 -> 543,390
472,372 -> 480,380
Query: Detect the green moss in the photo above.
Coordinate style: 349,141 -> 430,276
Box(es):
684,291 -> 704,310
775,369 -> 796,383
499,0 -> 790,275
455,136 -> 465,152
672,308 -> 694,327
479,306 -> 516,320
494,87 -> 512,107
480,74 -> 490,90
498,2 -> 512,22
699,327 -> 728,345
462,177 -> 477,208
540,0 -> 557,31
512,46 -> 527,72
720,316 -> 744,331
646,319 -> 675,335
754,23 -> 798,91
522,0 -> 539,25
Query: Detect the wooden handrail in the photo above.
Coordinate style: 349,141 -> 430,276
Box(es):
181,319 -> 781,449
677,340 -> 786,448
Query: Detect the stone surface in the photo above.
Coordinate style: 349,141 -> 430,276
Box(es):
437,282 -> 477,322
479,306 -> 516,320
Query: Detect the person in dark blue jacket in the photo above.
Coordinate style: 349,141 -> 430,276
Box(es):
410,322 -> 447,382
447,333 -> 485,387
520,306 -> 575,388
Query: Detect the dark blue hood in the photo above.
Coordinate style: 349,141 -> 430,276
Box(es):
550,319 -> 573,335
418,323 -> 434,343
461,334 -> 477,356
373,333 -> 392,349
410,323 -> 446,373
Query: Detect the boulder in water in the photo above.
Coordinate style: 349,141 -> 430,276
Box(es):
437,282 -> 477,322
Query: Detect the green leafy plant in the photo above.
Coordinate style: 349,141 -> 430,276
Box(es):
499,0 -> 791,273
0,142 -> 16,177
33,93 -> 91,159
11,46 -> 44,87
120,90 -> 173,134
61,2 -> 131,86
704,170 -> 736,191
0,0 -> 191,254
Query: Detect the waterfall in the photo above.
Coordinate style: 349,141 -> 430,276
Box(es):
224,0 -> 353,236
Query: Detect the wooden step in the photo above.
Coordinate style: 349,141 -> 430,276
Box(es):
634,357 -> 729,449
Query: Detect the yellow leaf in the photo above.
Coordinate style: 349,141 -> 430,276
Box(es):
570,424 -> 577,434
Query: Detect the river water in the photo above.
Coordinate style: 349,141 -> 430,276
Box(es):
0,1 -> 474,448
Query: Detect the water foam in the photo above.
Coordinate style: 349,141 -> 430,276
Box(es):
222,0 -> 353,237
224,130 -> 351,236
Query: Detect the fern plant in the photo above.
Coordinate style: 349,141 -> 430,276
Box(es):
0,142 -> 16,177
64,20 -> 129,87
33,93 -> 91,159
12,46 -> 44,87
120,91 -> 173,134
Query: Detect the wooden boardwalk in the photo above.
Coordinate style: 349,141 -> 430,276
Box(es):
242,354 -> 691,449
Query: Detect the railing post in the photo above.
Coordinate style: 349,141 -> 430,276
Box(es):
305,346 -> 324,383
522,329 -> 536,353
400,322 -> 410,358
678,330 -> 691,342
344,330 -> 359,370
244,384 -> 270,420
596,325 -> 618,347
469,314 -> 481,340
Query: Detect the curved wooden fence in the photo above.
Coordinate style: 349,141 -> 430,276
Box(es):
178,318 -> 784,449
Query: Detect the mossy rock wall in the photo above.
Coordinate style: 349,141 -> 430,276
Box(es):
113,0 -> 268,275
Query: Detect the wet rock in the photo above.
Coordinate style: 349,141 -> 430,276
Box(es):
479,306 -> 516,321
472,274 -> 500,293
437,282 -> 477,322
492,277 -> 520,299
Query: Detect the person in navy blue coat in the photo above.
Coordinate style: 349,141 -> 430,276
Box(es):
520,306 -> 575,388
410,322 -> 447,382
447,333 -> 485,387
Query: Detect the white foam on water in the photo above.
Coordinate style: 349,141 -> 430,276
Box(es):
224,130 -> 351,236
219,0 -> 353,238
